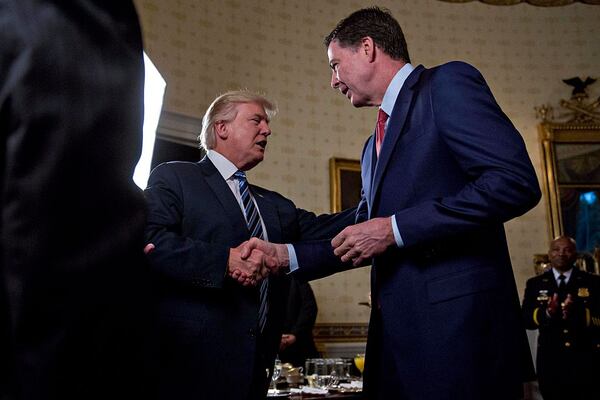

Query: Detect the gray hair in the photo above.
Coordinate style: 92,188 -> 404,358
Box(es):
198,90 -> 277,151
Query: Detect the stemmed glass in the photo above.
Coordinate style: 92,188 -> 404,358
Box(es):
269,357 -> 282,392
353,353 -> 365,380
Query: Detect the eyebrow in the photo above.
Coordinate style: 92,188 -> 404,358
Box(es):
250,113 -> 269,122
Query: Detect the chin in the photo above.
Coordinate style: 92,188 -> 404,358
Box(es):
243,157 -> 263,171
350,97 -> 368,108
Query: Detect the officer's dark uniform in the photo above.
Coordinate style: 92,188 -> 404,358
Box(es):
522,267 -> 600,400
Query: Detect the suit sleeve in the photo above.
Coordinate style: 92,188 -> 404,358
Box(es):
522,278 -> 547,330
394,63 -> 541,247
144,164 -> 230,289
295,206 -> 357,241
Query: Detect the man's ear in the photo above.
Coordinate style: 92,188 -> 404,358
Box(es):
215,120 -> 228,140
361,37 -> 376,62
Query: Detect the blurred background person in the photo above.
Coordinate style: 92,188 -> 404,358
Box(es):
522,236 -> 600,400
0,1 -> 157,399
278,278 -> 320,368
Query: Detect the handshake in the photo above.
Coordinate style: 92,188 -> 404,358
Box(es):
227,238 -> 290,286
143,216 -> 397,287
143,238 -> 289,287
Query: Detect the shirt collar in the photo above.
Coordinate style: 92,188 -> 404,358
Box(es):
207,150 -> 239,181
380,63 -> 415,116
552,267 -> 573,282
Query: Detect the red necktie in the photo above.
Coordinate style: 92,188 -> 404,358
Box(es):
375,108 -> 388,156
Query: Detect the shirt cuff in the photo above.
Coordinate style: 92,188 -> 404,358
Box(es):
391,216 -> 404,248
286,244 -> 299,272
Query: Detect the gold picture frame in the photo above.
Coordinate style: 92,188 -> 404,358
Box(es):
538,122 -> 600,240
329,158 -> 362,212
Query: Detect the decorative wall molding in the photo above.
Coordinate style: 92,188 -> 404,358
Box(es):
439,0 -> 600,6
313,323 -> 368,358
313,323 -> 369,342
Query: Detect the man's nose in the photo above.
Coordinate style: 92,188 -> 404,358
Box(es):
260,121 -> 271,136
331,70 -> 340,89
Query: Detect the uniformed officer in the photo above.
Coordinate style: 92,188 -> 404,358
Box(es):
522,236 -> 600,400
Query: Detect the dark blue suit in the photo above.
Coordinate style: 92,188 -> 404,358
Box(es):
144,158 -> 355,400
294,62 -> 541,399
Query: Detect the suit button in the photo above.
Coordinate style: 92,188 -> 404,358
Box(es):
565,342 -> 571,347
248,328 -> 256,338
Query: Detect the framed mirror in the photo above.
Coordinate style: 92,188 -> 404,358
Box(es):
536,79 -> 600,274
539,122 -> 600,251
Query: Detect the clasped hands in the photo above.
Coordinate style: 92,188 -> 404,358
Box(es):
144,216 -> 395,287
228,216 -> 395,286
546,293 -> 574,320
227,239 -> 289,287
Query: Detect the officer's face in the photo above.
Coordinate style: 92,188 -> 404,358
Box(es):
548,237 -> 577,272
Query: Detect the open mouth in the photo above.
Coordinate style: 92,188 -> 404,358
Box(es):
256,140 -> 267,149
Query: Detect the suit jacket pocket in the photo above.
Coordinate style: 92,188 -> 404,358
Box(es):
427,266 -> 500,304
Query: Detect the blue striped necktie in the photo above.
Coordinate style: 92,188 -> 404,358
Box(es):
234,170 -> 268,332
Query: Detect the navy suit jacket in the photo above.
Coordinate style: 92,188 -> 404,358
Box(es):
144,158 -> 355,400
294,62 -> 541,399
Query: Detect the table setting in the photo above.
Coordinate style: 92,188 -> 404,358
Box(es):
266,355 -> 364,399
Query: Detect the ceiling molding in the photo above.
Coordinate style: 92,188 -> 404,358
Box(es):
438,0 -> 600,6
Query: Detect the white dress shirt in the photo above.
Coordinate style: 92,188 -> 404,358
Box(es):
206,150 -> 268,240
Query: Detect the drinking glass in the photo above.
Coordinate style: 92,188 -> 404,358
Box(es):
314,372 -> 339,390
270,358 -> 282,390
353,353 -> 365,379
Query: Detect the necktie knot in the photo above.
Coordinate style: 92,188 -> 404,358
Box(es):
377,108 -> 389,125
557,274 -> 567,291
233,170 -> 247,182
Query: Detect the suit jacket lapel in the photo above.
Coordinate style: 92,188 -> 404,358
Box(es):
371,65 -> 425,210
198,157 -> 249,237
362,136 -> 375,218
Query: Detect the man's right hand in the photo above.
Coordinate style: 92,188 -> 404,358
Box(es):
227,244 -> 270,286
240,238 -> 290,274
546,293 -> 560,318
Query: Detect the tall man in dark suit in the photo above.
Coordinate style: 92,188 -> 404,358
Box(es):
144,91 -> 354,400
242,7 -> 541,399
522,236 -> 600,400
1,2 -> 156,399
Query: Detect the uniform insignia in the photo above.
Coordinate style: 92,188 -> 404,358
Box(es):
578,287 -> 589,297
537,290 -> 549,302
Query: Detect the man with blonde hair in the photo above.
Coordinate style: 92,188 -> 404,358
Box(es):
144,90 -> 353,399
